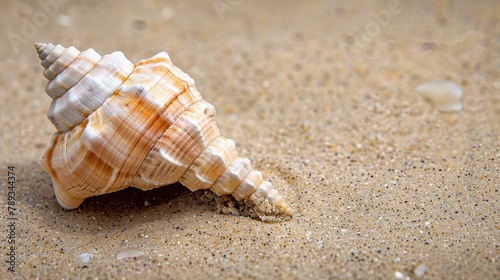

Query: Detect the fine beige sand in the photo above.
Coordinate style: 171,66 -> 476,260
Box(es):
1,0 -> 499,279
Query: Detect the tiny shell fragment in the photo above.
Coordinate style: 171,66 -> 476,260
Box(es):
117,249 -> 145,260
415,81 -> 463,112
78,253 -> 93,264
414,264 -> 427,277
395,271 -> 405,279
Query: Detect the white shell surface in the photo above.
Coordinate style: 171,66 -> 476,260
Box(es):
416,81 -> 463,112
116,249 -> 145,260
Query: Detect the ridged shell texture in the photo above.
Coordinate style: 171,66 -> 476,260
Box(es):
35,43 -> 291,217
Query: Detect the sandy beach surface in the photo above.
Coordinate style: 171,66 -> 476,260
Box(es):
1,0 -> 499,279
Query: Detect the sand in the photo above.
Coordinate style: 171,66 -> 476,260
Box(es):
1,0 -> 499,279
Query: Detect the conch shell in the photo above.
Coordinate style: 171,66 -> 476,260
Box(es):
35,42 -> 291,217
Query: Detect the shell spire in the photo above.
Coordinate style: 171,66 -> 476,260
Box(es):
35,42 -> 292,219
34,42 -> 47,54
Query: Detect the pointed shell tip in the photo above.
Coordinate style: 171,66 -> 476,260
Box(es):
34,42 -> 47,53
277,200 -> 293,217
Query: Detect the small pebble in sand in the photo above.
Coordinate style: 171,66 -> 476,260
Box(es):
415,81 -> 463,112
421,41 -> 437,50
117,249 -> 145,260
354,64 -> 370,77
132,19 -> 147,30
395,271 -> 405,279
39,184 -> 55,198
414,264 -> 427,277
78,253 -> 93,264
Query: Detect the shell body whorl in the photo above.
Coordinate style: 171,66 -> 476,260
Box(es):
36,43 -> 291,217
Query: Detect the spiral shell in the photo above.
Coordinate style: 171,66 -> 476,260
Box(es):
35,42 -> 291,217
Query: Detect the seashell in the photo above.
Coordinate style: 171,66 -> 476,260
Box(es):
78,253 -> 93,264
414,264 -> 427,277
415,81 -> 463,112
116,249 -> 144,260
35,42 -> 292,217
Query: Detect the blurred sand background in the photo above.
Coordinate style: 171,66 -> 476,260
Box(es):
0,0 -> 499,279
